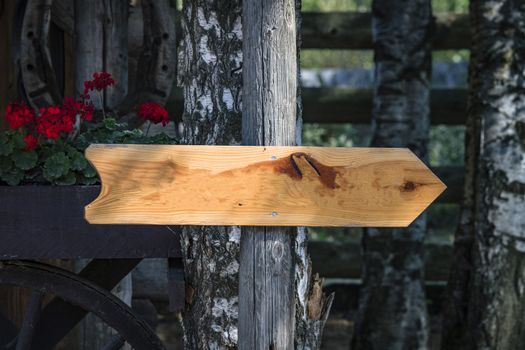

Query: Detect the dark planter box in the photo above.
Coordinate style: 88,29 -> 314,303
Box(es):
0,186 -> 181,259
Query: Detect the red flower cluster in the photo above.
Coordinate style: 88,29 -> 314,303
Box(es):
5,102 -> 35,130
3,72 -> 117,151
4,96 -> 97,150
1,73 -> 173,154
83,71 -> 115,96
63,97 -> 94,122
23,134 -> 38,151
138,102 -> 169,126
35,106 -> 75,140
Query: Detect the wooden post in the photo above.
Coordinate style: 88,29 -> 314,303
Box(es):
239,0 -> 297,348
74,0 -> 103,105
102,0 -> 128,108
74,0 -> 127,108
73,1 -> 132,349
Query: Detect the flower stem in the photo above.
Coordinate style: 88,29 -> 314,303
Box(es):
97,91 -> 106,120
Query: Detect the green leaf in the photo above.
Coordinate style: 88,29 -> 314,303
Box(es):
0,156 -> 13,175
83,163 -> 98,178
103,118 -> 118,130
71,154 -> 88,171
11,150 -> 38,170
0,132 -> 14,156
78,175 -> 99,185
11,132 -> 25,149
54,172 -> 76,185
66,147 -> 88,171
1,169 -> 24,186
43,152 -> 71,180
125,129 -> 143,138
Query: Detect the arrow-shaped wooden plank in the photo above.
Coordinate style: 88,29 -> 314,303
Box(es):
85,144 -> 446,227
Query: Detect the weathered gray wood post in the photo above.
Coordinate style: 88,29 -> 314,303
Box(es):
74,1 -> 131,349
239,0 -> 298,348
75,0 -> 128,108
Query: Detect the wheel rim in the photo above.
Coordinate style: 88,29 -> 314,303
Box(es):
0,260 -> 165,350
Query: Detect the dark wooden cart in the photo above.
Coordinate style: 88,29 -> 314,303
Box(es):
0,186 -> 184,349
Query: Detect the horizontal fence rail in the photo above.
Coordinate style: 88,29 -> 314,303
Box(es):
301,12 -> 469,50
166,87 -> 467,125
309,240 -> 451,281
48,5 -> 469,125
132,240 -> 452,303
50,3 -> 469,51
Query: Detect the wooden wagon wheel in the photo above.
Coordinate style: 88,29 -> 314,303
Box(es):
0,260 -> 166,350
16,0 -> 176,128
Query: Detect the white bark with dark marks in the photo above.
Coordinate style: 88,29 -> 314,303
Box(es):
351,0 -> 432,349
440,1 -> 481,348
178,0 -> 243,348
294,227 -> 335,350
443,1 -> 525,349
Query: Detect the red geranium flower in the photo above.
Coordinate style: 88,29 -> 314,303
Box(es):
36,105 -> 75,140
63,97 -> 94,121
5,102 -> 35,130
83,72 -> 115,95
23,134 -> 38,151
80,102 -> 94,121
138,102 -> 169,126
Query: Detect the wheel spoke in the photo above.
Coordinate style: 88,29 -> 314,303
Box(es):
0,261 -> 166,350
15,291 -> 43,350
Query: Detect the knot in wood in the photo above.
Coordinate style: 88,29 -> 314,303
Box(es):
272,242 -> 284,261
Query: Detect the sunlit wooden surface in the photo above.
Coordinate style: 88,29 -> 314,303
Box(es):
85,144 -> 446,227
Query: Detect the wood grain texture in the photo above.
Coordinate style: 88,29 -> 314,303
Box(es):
85,144 -> 446,227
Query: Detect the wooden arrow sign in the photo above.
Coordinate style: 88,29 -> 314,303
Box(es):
84,144 -> 446,227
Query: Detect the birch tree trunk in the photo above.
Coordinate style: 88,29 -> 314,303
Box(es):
351,0 -> 432,349
442,1 -> 525,349
178,1 -> 243,348
179,2 -> 331,348
293,2 -> 334,349
440,1 -> 481,348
